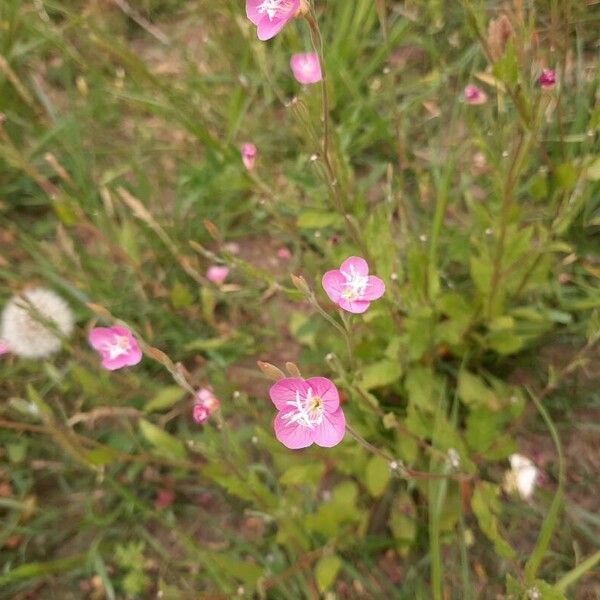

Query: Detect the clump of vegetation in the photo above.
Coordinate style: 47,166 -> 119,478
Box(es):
1,0 -> 599,598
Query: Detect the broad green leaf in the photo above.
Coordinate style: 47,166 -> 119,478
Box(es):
360,359 -> 402,390
458,371 -> 500,410
471,482 -> 515,559
138,419 -> 186,461
297,210 -> 343,229
280,463 -> 325,487
365,455 -> 390,497
315,554 -> 342,593
389,491 -> 416,547
144,386 -> 185,413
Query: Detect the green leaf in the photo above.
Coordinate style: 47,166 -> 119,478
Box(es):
471,482 -> 515,559
280,463 -> 325,487
138,419 -> 186,461
212,554 -> 263,585
170,281 -> 194,309
492,40 -> 518,86
365,455 -> 390,497
297,210 -> 343,229
458,371 -> 500,410
586,156 -> 600,180
360,359 -> 402,390
315,554 -> 342,593
389,491 -> 417,546
144,386 -> 186,413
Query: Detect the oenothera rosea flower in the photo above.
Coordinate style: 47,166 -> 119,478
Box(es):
207,265 -> 230,284
246,0 -> 300,41
464,85 -> 488,105
290,52 -> 322,85
322,256 -> 385,314
89,325 -> 142,370
538,68 -> 556,90
270,377 -> 346,449
241,142 -> 257,171
193,388 -> 220,424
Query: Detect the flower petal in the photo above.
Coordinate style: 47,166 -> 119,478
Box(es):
337,298 -> 371,314
306,377 -> 339,412
361,276 -> 385,301
340,256 -> 369,277
274,411 -> 314,449
88,327 -> 113,350
269,378 -> 309,410
322,269 -> 345,303
313,408 -> 346,448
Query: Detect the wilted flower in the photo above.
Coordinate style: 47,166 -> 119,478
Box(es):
241,143 -> 257,171
89,325 -> 142,371
464,85 -> 488,105
504,453 -> 540,500
193,388 -> 220,424
290,52 -> 322,85
1,288 -> 74,359
538,68 -> 556,90
322,256 -> 385,314
270,376 -> 346,449
246,0 -> 300,41
154,488 -> 176,510
207,265 -> 230,284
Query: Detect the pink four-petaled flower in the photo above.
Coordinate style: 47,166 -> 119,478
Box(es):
89,325 -> 143,371
464,85 -> 488,105
241,143 -> 257,171
538,68 -> 556,90
290,52 -> 322,85
246,0 -> 300,41
270,376 -> 346,449
322,256 -> 385,314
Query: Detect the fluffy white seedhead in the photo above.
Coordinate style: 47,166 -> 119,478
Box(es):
1,288 -> 74,359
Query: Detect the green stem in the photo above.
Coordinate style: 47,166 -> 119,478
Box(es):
556,549 -> 600,594
304,7 -> 370,261
524,391 -> 565,583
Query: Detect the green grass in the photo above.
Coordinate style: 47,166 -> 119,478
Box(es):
1,0 -> 600,597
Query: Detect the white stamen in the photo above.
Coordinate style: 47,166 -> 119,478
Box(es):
283,388 -> 325,430
340,264 -> 369,301
257,0 -> 290,20
103,335 -> 131,360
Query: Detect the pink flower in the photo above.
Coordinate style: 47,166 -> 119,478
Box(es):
290,52 -> 322,85
242,143 -> 257,171
270,377 -> 346,449
322,256 -> 385,314
538,68 -> 556,89
193,388 -> 220,424
88,326 -> 142,371
0,339 -> 9,355
246,0 -> 300,41
277,247 -> 291,260
464,85 -> 488,105
207,266 -> 229,284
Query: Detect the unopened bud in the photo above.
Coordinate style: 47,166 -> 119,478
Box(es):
290,274 -> 310,294
257,361 -> 286,381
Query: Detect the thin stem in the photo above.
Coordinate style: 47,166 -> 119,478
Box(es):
304,8 -> 370,260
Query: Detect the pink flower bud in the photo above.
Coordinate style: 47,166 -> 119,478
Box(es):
207,265 -> 230,284
290,53 -> 322,85
242,143 -> 257,171
538,68 -> 556,89
464,85 -> 488,105
277,247 -> 291,260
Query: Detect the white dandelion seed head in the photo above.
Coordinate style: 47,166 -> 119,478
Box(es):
1,287 -> 74,359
